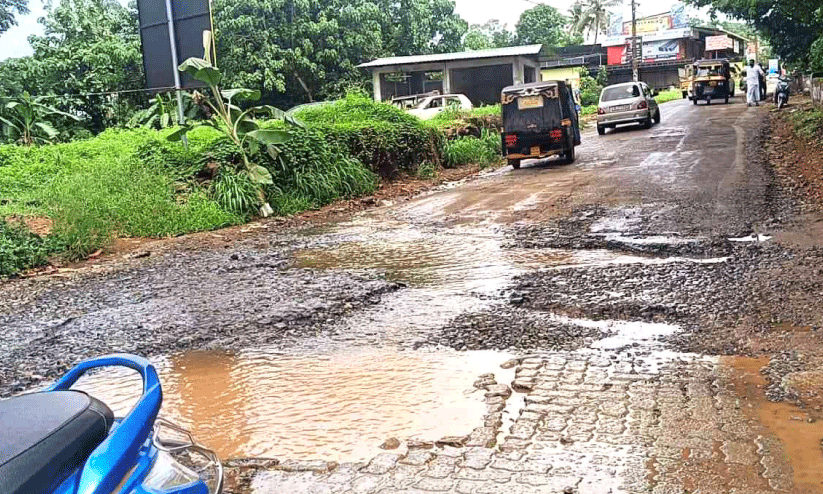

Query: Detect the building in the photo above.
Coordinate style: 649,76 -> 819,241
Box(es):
357,45 -> 544,106
540,45 -> 607,90
600,6 -> 747,88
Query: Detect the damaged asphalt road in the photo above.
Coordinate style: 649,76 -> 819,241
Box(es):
2,97 -> 823,493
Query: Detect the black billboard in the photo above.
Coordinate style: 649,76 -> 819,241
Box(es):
136,0 -> 213,90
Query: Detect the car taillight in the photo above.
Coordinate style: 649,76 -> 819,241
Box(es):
597,107 -> 605,115
550,129 -> 563,141
638,101 -> 648,109
504,134 -> 517,147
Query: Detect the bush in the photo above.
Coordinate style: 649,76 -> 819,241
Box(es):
296,93 -> 444,178
443,130 -> 501,168
0,219 -> 53,277
212,168 -> 260,218
243,124 -> 379,215
654,89 -> 682,105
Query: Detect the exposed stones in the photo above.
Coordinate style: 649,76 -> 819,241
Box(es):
275,459 -> 338,473
484,384 -> 512,399
407,439 -> 435,450
360,453 -> 401,475
380,437 -> 401,450
512,378 -> 535,393
435,436 -> 469,448
464,427 -> 497,448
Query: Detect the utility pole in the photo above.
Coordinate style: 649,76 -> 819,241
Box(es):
631,0 -> 639,82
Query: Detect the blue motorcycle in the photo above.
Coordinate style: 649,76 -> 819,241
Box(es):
0,354 -> 223,494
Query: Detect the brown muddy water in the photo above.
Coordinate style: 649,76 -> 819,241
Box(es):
724,357 -> 823,493
73,347 -> 514,463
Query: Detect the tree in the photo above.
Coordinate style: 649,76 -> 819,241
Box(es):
463,19 -> 515,50
572,0 -> 622,46
0,0 -> 28,34
0,0 -> 145,133
215,0 -> 467,109
686,0 -> 823,72
515,5 -> 568,49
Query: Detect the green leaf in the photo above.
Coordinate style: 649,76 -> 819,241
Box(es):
178,58 -> 222,86
221,88 -> 261,102
166,126 -> 191,141
33,121 -> 58,138
248,165 -> 273,185
266,144 -> 279,161
247,129 -> 290,145
284,114 -> 306,129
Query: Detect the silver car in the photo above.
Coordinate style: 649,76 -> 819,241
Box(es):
596,82 -> 660,135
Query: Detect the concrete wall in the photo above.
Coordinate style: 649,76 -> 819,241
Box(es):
812,78 -> 823,108
541,67 -> 583,89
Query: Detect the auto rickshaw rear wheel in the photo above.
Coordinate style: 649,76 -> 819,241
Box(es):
725,96 -> 729,104
563,145 -> 576,164
508,159 -> 521,170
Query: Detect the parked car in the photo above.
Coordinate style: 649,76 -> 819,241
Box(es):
390,91 -> 440,109
501,80 -> 580,169
407,94 -> 473,120
596,82 -> 660,135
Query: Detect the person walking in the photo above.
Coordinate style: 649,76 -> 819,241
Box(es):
746,59 -> 765,106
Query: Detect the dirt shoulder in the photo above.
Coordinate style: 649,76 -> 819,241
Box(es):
7,163 -> 490,282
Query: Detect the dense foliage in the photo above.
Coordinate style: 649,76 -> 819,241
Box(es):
215,0 -> 467,109
687,0 -> 823,72
296,93 -> 445,178
0,0 -> 27,34
570,0 -> 621,46
515,5 -> 568,49
0,218 -> 52,277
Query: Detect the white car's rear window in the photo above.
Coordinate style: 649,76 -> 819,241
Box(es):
601,85 -> 641,102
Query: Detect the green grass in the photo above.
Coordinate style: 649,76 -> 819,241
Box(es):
580,105 -> 598,117
443,130 -> 502,168
654,89 -> 682,105
428,105 -> 501,129
789,108 -> 823,139
0,219 -> 55,277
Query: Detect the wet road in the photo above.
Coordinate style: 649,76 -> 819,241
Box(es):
2,96 -> 822,493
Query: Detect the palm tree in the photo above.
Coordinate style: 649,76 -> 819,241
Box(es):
573,0 -> 622,46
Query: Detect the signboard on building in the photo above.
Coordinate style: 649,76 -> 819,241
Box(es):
670,3 -> 690,29
768,59 -> 779,74
705,35 -> 733,51
643,39 -> 681,61
623,13 -> 672,35
608,13 -> 623,36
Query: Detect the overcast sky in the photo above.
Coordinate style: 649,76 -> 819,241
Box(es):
0,0 -> 685,61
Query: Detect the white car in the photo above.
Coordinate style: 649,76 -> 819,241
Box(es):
407,94 -> 473,120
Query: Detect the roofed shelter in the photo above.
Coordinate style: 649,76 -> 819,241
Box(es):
358,45 -> 544,106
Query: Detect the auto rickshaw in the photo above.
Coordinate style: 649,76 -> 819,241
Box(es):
690,59 -> 733,105
501,80 -> 581,170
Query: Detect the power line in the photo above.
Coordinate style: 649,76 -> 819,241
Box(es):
0,86 -> 178,100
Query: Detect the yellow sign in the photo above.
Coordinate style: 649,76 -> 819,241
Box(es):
623,14 -> 672,35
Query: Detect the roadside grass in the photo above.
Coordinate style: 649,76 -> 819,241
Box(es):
443,130 -> 501,168
0,219 -> 55,277
296,93 -> 444,178
789,107 -> 823,140
655,89 -> 682,105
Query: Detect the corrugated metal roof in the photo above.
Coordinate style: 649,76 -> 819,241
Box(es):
357,44 -> 543,69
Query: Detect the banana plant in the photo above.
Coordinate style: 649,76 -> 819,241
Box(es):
167,58 -> 298,217
128,92 -> 198,130
0,92 -> 81,146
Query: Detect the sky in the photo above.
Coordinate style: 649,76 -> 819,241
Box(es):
0,0 -> 685,61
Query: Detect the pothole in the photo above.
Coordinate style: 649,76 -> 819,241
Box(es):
70,347 -> 514,463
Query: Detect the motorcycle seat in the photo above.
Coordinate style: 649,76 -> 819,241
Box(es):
0,390 -> 114,494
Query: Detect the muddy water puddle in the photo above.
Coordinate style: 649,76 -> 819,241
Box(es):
73,347 -> 513,463
724,357 -> 823,493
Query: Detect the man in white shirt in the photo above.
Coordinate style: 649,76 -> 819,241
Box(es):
746,59 -> 765,106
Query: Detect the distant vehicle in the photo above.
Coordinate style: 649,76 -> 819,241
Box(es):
596,81 -> 660,135
407,94 -> 473,120
774,75 -> 791,109
500,80 -> 580,169
390,91 -> 440,110
690,59 -> 733,105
